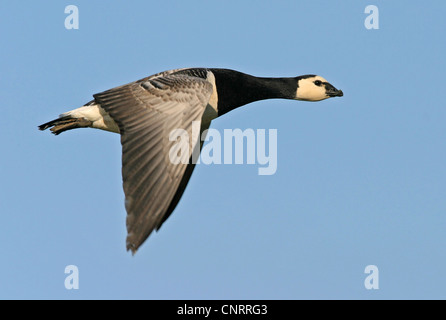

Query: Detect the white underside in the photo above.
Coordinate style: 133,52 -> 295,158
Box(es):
61,104 -> 120,133
201,71 -> 219,128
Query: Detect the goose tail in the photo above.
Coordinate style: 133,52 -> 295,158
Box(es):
38,115 -> 93,135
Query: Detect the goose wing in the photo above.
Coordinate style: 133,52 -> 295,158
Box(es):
93,72 -> 213,253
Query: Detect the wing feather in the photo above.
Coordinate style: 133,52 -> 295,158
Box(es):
93,71 -> 213,253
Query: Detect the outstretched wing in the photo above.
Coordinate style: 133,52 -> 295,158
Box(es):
93,72 -> 213,254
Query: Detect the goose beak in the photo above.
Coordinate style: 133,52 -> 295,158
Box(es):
327,88 -> 343,97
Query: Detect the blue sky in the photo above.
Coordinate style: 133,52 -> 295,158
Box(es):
1,1 -> 445,299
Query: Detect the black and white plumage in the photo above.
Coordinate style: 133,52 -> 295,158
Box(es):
39,68 -> 343,254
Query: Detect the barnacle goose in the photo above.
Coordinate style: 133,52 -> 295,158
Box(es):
39,68 -> 343,254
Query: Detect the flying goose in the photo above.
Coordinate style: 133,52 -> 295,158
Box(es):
39,68 -> 343,254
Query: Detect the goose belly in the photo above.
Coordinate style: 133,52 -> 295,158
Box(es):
63,103 -> 120,133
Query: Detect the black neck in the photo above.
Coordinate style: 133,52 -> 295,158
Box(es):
210,69 -> 297,116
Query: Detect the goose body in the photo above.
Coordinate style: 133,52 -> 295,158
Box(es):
39,68 -> 343,254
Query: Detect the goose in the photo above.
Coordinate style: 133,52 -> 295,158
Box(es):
38,68 -> 343,254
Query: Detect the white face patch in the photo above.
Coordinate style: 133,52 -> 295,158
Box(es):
295,76 -> 329,101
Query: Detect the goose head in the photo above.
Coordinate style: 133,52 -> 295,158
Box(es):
295,75 -> 343,101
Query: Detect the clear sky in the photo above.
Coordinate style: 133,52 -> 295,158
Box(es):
1,1 -> 445,299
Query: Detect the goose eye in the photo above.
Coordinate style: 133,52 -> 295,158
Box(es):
314,80 -> 322,86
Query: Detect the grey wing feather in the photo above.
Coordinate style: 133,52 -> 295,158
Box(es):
93,72 -> 213,254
